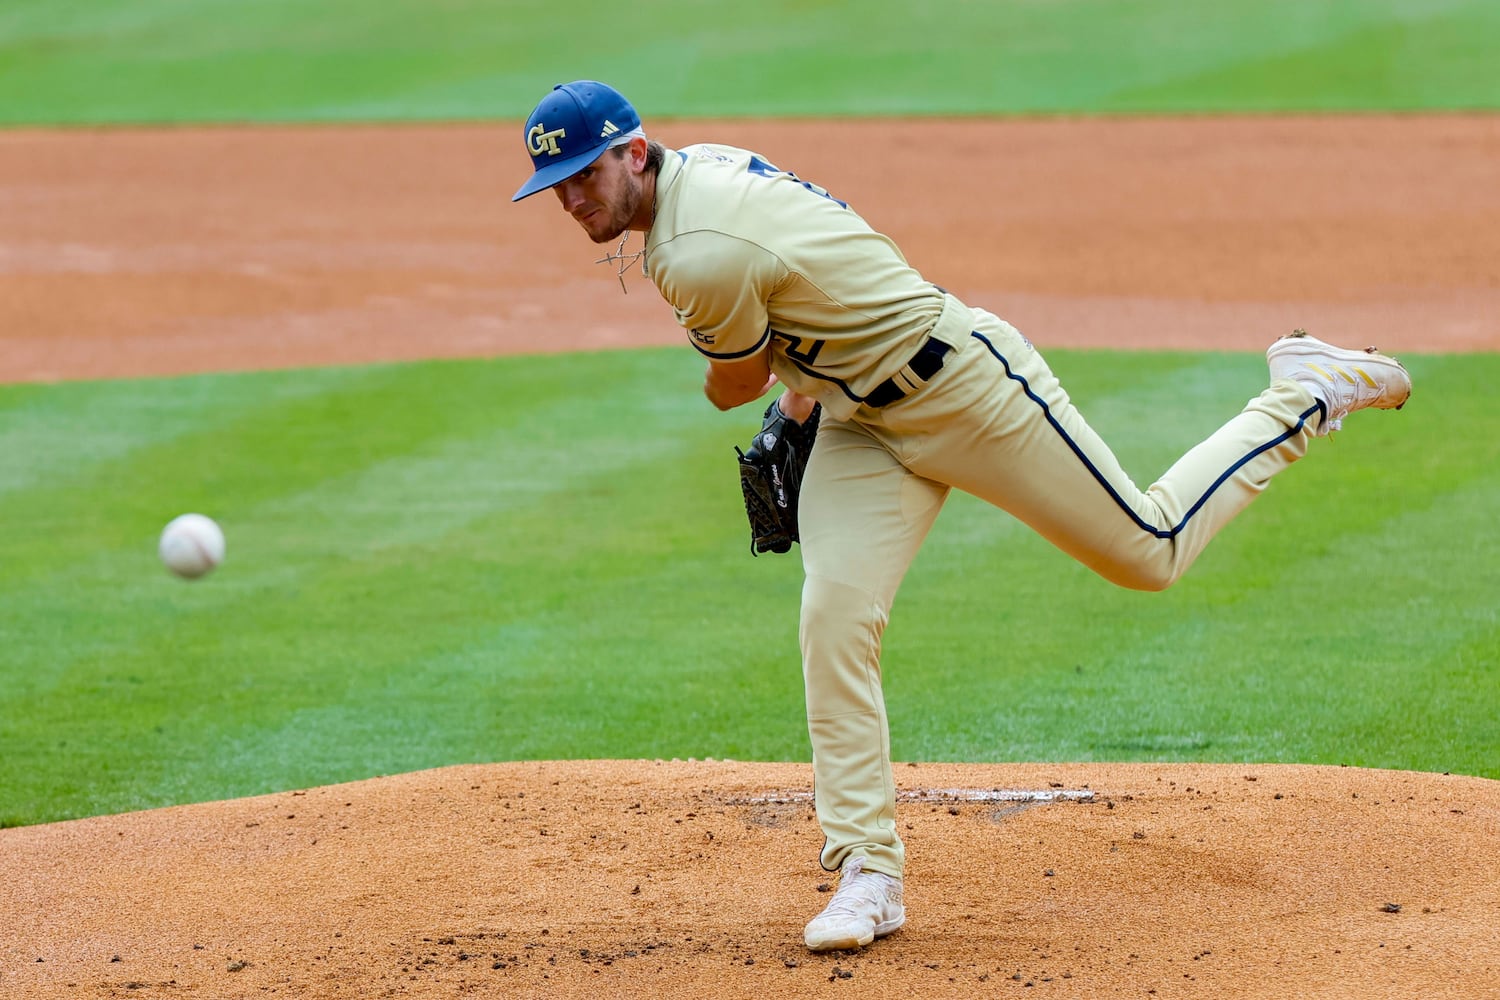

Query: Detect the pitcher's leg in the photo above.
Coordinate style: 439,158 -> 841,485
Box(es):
1123,379 -> 1318,584
919,324 -> 1321,591
798,419 -> 947,879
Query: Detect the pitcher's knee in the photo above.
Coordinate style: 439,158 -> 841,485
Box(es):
801,576 -> 889,648
1122,566 -> 1178,593
799,576 -> 892,705
1092,547 -> 1185,592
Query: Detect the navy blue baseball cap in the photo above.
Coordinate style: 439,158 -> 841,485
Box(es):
512,81 -> 643,202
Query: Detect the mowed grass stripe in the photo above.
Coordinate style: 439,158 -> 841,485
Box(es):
0,350 -> 766,820
1,456 -> 804,819
919,471 -> 1498,770
0,348 -> 726,689
0,351 -> 706,579
1113,3 -> 1500,111
139,442 -> 806,808
0,350 -> 1494,826
0,367 -> 376,498
2,0 -> 1497,125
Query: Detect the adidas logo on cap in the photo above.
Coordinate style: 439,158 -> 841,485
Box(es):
599,120 -> 620,138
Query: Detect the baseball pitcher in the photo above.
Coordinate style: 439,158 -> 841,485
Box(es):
511,80 -> 1411,952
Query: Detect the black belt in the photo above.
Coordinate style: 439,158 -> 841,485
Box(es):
864,338 -> 952,408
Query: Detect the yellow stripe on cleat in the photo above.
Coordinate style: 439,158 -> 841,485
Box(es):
1352,367 -> 1378,388
1308,363 -> 1336,382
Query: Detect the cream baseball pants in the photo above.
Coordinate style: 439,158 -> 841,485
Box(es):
796,311 -> 1322,878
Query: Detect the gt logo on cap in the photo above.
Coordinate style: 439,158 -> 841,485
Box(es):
528,124 -> 567,157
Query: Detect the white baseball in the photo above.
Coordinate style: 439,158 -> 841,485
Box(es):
158,513 -> 226,580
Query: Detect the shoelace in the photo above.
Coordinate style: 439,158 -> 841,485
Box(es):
1324,372 -> 1388,431
818,858 -> 893,918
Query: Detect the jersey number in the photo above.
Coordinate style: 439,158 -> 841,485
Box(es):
780,333 -> 826,365
746,155 -> 849,209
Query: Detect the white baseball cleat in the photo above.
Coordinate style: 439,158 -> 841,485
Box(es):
1266,329 -> 1412,435
803,856 -> 905,952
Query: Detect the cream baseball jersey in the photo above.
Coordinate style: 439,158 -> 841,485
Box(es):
644,144 -> 976,421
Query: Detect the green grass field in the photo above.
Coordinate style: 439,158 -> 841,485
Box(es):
2,1 -> 1496,826
2,0 -> 1498,125
2,349 -> 1496,825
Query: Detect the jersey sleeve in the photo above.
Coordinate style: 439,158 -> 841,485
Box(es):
653,230 -> 787,360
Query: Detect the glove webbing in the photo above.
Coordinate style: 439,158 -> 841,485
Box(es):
737,447 -> 795,555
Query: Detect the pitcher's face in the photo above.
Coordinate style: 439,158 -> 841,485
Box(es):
553,146 -> 644,244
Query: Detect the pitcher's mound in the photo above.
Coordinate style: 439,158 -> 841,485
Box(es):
3,760 -> 1496,999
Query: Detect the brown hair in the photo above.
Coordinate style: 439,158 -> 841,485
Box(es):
610,138 -> 666,177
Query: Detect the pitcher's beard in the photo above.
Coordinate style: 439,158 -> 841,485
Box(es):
584,181 -> 643,244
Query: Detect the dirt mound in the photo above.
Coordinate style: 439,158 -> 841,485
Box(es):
3,760 -> 1495,999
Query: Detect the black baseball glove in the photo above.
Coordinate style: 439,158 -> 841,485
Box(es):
735,398 -> 822,556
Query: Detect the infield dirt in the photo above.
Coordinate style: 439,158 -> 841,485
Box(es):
3,762 -> 1498,999
1,116 -> 1497,999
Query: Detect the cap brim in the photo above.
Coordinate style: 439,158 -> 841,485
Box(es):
512,146 -> 604,202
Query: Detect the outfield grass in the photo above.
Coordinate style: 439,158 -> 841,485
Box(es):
1,348 -> 1494,826
2,0 -> 1498,125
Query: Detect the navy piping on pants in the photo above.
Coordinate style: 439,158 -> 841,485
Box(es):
972,331 -> 1324,541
